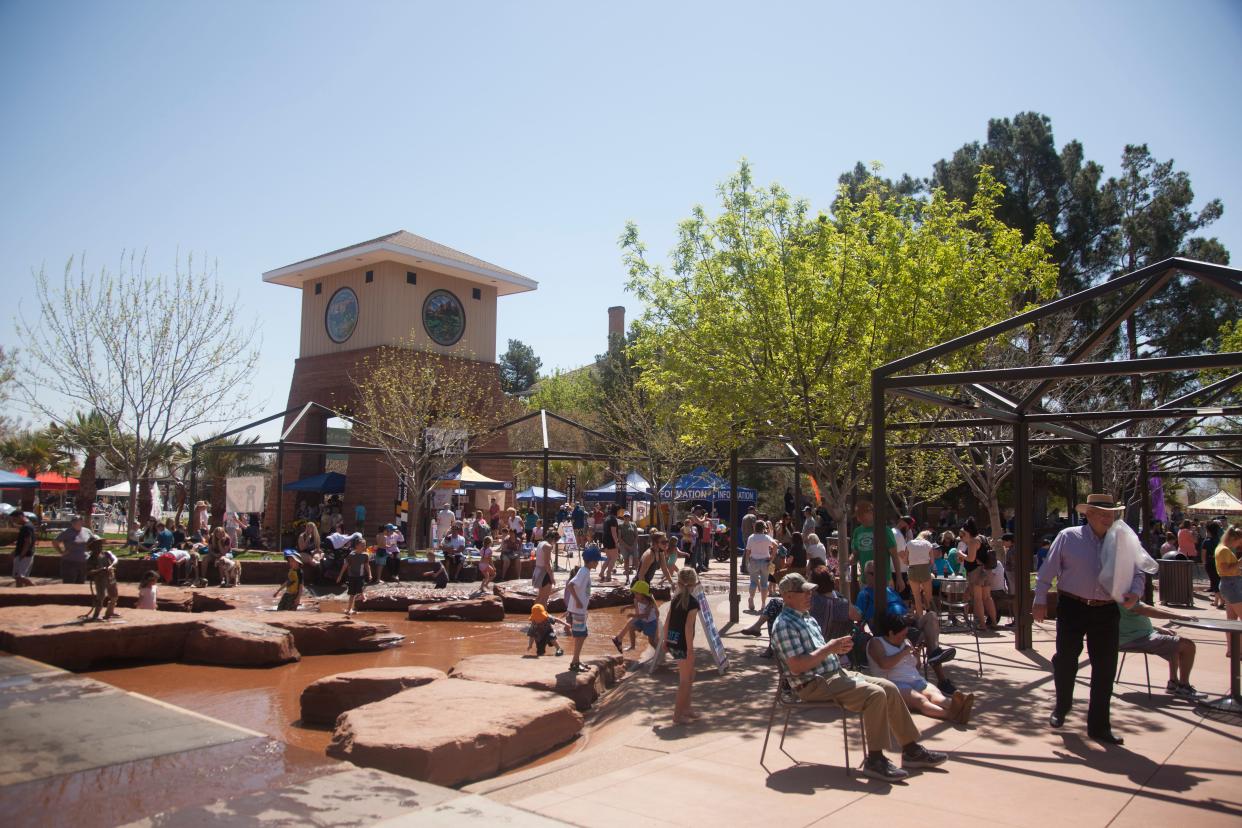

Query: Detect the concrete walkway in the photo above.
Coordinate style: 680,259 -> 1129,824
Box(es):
0,654 -> 566,828
469,593 -> 1242,828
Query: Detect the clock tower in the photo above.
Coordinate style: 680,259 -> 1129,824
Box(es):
262,231 -> 536,539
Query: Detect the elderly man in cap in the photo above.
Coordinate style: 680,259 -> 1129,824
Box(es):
1034,493 -> 1143,745
770,571 -> 947,781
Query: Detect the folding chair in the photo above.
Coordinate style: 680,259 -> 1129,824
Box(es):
1115,649 -> 1152,699
937,579 -> 982,677
761,657 -> 866,775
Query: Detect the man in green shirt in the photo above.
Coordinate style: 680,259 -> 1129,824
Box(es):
850,500 -> 905,592
1117,601 -> 1203,699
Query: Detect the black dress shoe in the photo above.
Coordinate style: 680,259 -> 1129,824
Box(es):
1089,731 -> 1124,745
1049,711 -> 1066,728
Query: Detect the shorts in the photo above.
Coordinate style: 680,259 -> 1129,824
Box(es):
1120,632 -> 1181,659
532,567 -> 553,588
1220,575 -> 1242,604
749,563 -> 769,589
630,617 -> 659,639
666,630 -> 688,660
12,555 -> 33,578
891,676 -> 929,693
569,612 -> 588,638
966,567 -> 990,588
347,575 -> 366,596
908,563 -> 931,583
621,543 -> 639,563
276,592 -> 300,611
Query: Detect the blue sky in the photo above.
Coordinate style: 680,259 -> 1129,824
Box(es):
2,0 -> 1240,442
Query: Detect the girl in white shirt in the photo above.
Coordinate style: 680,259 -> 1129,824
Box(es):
137,570 -> 159,610
744,521 -> 777,611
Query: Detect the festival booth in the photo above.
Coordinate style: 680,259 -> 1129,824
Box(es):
0,470 -> 39,489
282,472 -> 348,494
658,466 -> 757,540
515,486 -> 567,504
1186,490 -> 1242,516
435,463 -> 513,513
582,471 -> 653,502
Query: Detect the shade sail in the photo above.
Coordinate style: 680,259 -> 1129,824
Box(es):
1186,490 -> 1242,516
583,471 -> 653,502
658,466 -> 757,502
436,463 -> 513,491
0,469 -> 40,489
13,468 -> 78,490
516,486 -> 567,502
283,472 -> 347,494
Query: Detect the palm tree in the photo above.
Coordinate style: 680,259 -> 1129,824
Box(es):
0,428 -> 73,511
50,411 -> 113,515
198,436 -> 269,526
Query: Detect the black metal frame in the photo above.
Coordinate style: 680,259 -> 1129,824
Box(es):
870,256 -> 1242,650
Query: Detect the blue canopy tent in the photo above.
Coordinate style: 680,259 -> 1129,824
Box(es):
515,486 -> 567,503
0,470 -> 40,489
283,472 -> 347,494
582,471 -> 653,502
658,466 -> 757,503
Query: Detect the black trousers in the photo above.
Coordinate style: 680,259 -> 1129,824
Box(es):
1052,596 -> 1119,734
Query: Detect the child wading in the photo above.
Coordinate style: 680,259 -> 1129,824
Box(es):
85,539 -> 121,621
137,570 -> 159,610
526,603 -> 567,656
337,537 -> 370,617
274,551 -> 303,610
565,545 -> 602,672
477,536 -> 497,594
613,579 -> 659,652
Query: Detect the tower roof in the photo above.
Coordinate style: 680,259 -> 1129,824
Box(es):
262,230 -> 537,295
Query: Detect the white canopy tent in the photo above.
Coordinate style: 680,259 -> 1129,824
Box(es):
1186,490 -> 1242,516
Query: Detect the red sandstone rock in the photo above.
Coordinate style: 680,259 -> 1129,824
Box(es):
299,666 -> 446,725
257,613 -> 405,654
406,596 -> 504,622
355,584 -> 481,612
0,605 -> 198,670
183,616 -> 299,666
495,585 -> 566,614
327,681 -> 583,786
449,653 -> 624,711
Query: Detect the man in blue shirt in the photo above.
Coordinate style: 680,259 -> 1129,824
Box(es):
771,572 -> 947,781
155,522 -> 175,551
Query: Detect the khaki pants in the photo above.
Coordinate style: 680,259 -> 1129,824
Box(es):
796,670 -> 920,752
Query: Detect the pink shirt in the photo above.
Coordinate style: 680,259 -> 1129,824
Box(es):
1177,528 -> 1198,558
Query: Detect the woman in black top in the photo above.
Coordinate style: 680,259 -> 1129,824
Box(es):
789,531 -> 807,573
665,567 -> 701,724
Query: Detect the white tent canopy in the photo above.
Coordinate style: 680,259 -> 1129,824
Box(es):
96,481 -> 135,496
1186,490 -> 1242,516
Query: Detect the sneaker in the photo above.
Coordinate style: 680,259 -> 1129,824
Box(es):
760,646 -> 774,659
937,677 -> 957,696
901,743 -> 948,769
1166,679 -> 1179,694
611,636 -> 624,654
1173,683 -> 1205,699
860,755 -> 909,781
554,647 -> 564,656
927,646 -> 957,665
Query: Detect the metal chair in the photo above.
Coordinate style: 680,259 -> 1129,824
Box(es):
1115,649 -> 1153,699
761,657 -> 866,775
937,578 -> 983,677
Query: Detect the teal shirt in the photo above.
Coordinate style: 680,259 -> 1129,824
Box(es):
1118,604 -> 1154,645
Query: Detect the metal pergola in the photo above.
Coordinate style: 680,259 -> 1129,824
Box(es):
869,256 -> 1242,650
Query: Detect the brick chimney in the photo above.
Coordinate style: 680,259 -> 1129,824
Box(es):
608,306 -> 625,339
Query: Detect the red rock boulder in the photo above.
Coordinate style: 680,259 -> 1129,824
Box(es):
300,666 -> 446,725
327,680 -> 583,787
406,596 -> 504,622
449,653 -> 624,711
183,616 -> 299,666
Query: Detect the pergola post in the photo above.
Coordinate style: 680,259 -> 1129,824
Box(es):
729,449 -> 739,624
275,444 -> 285,548
1014,419 -> 1033,650
1090,441 -> 1104,494
1138,448 -> 1153,545
870,371 -> 889,630
793,453 -> 802,520
188,446 -> 199,532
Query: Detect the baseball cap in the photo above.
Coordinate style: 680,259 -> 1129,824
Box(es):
384,523 -> 397,531
582,545 -> 603,563
778,572 -> 815,594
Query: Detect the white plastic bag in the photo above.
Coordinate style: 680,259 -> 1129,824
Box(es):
1098,520 -> 1158,603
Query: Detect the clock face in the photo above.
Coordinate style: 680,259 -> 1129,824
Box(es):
422,289 -> 465,346
325,287 -> 359,344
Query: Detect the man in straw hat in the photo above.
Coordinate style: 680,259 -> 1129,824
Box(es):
1034,493 -> 1143,745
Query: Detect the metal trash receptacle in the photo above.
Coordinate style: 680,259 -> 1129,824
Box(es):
1157,559 -> 1194,607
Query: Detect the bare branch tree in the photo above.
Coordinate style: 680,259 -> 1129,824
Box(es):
15,254 -> 261,519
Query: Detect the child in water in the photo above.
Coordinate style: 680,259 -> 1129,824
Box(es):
273,552 -> 303,611
337,537 -> 370,617
612,579 -> 660,652
526,603 -> 567,656
137,570 -> 159,610
85,539 -> 121,621
477,536 -> 496,593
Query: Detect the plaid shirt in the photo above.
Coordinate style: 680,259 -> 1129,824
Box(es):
771,605 -> 840,688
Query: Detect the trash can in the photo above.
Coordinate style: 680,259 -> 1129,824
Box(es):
1157,559 -> 1194,607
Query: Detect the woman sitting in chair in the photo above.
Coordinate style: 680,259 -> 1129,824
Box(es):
867,612 -> 974,724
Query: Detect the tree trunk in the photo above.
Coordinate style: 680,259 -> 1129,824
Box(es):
137,477 -> 153,524
987,493 -> 1004,539
76,452 -> 98,515
210,474 -> 226,526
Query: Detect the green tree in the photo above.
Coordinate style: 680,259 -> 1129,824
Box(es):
623,161 -> 1056,567
48,410 -> 112,515
499,339 -> 542,394
0,428 -> 73,510
519,367 -> 607,503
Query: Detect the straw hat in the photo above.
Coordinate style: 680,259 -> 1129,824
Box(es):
1075,493 -> 1124,515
